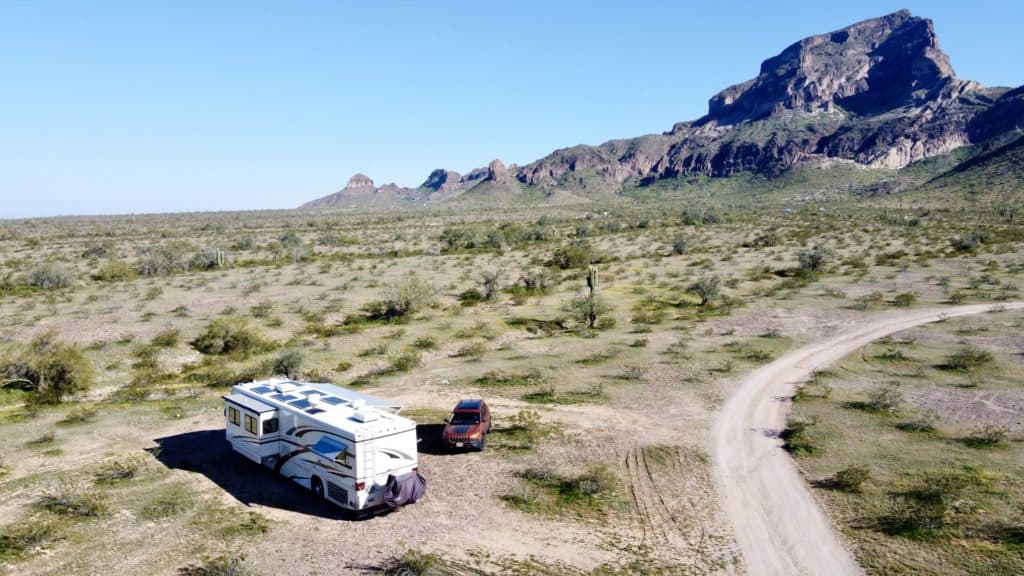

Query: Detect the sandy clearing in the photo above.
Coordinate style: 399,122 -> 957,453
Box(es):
712,302 -> 1024,576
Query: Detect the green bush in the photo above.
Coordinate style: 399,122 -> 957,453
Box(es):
797,245 -> 831,273
891,292 -> 917,307
825,465 -> 871,492
943,346 -> 994,372
0,522 -> 55,561
781,417 -> 819,455
550,241 -> 600,269
137,242 -> 193,277
481,269 -> 503,300
93,260 -> 137,282
671,234 -> 688,255
36,486 -> 106,518
689,274 -> 720,306
1,331 -> 94,404
26,263 -> 75,289
363,279 -> 436,321
191,318 -> 270,357
411,336 -> 437,350
151,329 -> 181,348
270,349 -> 304,379
565,291 -> 609,329
178,555 -> 257,576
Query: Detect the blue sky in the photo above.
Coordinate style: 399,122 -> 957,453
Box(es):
1,1 -> 1021,217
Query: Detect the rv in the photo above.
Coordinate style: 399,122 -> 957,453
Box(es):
223,378 -> 423,512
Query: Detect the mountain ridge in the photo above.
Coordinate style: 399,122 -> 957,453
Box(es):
300,10 -> 1023,210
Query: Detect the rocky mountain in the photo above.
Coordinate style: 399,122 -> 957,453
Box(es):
301,10 -> 1023,209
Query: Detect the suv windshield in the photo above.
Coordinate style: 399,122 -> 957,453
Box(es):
450,412 -> 480,425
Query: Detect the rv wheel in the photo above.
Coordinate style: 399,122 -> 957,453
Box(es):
311,477 -> 325,500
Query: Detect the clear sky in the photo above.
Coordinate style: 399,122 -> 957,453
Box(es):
1,1 -> 1021,218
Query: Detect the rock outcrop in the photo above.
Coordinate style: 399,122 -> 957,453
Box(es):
514,10 -> 1022,189
301,10 -> 1023,210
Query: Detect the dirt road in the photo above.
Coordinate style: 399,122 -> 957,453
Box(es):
712,303 -> 1024,576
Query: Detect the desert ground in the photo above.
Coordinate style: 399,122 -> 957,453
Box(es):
0,198 -> 1021,575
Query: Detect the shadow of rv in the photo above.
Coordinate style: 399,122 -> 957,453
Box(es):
415,423 -> 450,455
150,429 -> 350,520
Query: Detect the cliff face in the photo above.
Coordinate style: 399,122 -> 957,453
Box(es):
301,10 -> 1023,209
515,10 -> 1022,189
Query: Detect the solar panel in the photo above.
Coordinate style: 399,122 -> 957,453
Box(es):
289,398 -> 312,409
251,386 -> 274,394
272,394 -> 298,402
321,396 -> 346,406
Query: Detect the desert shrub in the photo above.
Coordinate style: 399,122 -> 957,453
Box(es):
797,245 -> 831,273
137,242 -> 193,277
891,292 -> 917,307
550,241 -> 600,269
382,551 -> 444,576
385,352 -> 421,374
80,242 -> 111,259
59,406 -> 97,425
481,269 -> 502,300
270,349 -> 303,379
822,465 -> 871,492
93,260 -> 137,282
867,383 -> 903,413
781,417 -> 819,455
189,247 -> 228,271
94,455 -> 144,484
457,288 -> 484,306
964,424 -> 1009,448
411,336 -> 437,350
0,522 -> 55,561
519,269 -> 551,293
26,263 -> 75,289
507,463 -> 618,514
363,279 -> 436,321
897,411 -> 938,433
681,208 -> 719,225
178,555 -> 257,576
151,329 -> 181,348
671,234 -> 688,255
1,331 -> 94,404
36,485 -> 106,518
455,342 -> 486,360
952,230 -> 988,252
190,318 -> 270,357
273,231 -> 310,263
565,290 -> 609,330
881,468 -> 989,536
689,274 -> 720,306
943,346 -> 994,372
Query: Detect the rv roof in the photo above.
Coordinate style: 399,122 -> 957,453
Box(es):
229,379 -> 415,441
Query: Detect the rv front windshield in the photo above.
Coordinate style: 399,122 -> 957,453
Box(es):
450,412 -> 480,425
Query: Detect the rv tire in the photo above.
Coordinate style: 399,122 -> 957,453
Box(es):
311,477 -> 325,500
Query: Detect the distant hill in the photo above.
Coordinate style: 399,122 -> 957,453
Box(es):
300,10 -> 1023,210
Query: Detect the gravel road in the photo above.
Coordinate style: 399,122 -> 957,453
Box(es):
712,303 -> 1024,576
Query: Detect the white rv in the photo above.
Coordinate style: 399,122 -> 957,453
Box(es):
223,379 -> 422,512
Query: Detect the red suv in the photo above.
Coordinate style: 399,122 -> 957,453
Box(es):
442,399 -> 492,451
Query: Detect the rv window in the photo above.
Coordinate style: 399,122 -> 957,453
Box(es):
244,414 -> 257,434
263,418 -> 279,434
228,407 -> 240,426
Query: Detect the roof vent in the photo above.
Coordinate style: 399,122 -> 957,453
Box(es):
352,409 -> 379,423
274,382 -> 297,393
